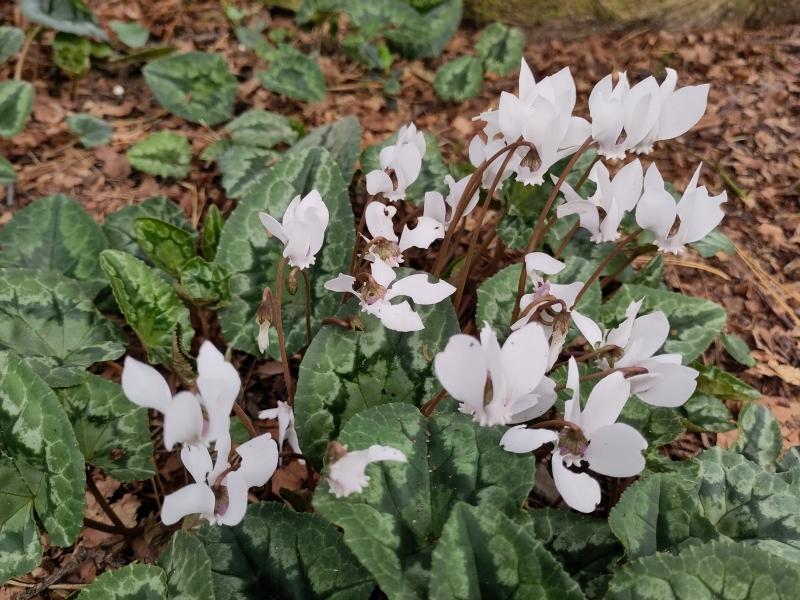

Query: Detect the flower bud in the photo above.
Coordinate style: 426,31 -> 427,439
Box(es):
256,288 -> 274,354
286,267 -> 299,295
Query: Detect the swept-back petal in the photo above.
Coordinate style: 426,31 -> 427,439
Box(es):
501,323 -> 549,401
121,356 -> 171,413
585,423 -> 647,477
258,212 -> 287,243
434,334 -> 488,413
571,310 -> 604,348
552,454 -> 601,514
373,300 -> 423,332
236,433 -> 278,488
501,426 -> 558,453
161,483 -> 215,525
180,443 -> 213,484
398,217 -> 445,252
217,471 -> 249,526
658,84 -> 709,141
163,391 -> 204,450
388,273 -> 454,305
579,372 -> 631,436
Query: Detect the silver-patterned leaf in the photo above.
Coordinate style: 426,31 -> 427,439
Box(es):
0,80 -> 34,137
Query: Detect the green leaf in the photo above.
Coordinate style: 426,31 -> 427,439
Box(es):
382,0 -> 462,59
76,564 -> 167,599
127,132 -> 192,179
143,52 -> 236,125
695,364 -> 760,401
690,227 -> 735,258
66,113 -> 112,147
110,21 -> 150,48
214,147 -> 353,356
360,130 -> 448,204
56,374 -> 154,481
608,473 -> 718,560
313,403 -> 535,600
258,45 -> 326,102
0,268 -> 125,386
217,145 -> 279,199
225,109 -> 298,148
722,333 -> 756,367
0,194 -> 109,290
291,116 -> 361,183
694,447 -> 800,561
99,250 -> 194,364
295,296 -> 459,465
0,155 -> 16,185
103,196 -> 192,263
601,284 -> 726,363
731,403 -> 782,469
429,502 -> 583,600
680,393 -> 734,433
0,458 -> 42,585
0,351 -> 85,548
20,0 -> 107,40
0,26 -> 24,64
176,256 -> 232,308
158,531 -> 216,600
475,264 -> 526,342
0,80 -> 34,137
52,32 -> 91,76
433,55 -> 483,102
201,204 -> 224,261
606,540 -> 800,600
618,397 -> 684,447
133,217 -> 197,276
197,502 -> 374,599
475,22 -> 524,75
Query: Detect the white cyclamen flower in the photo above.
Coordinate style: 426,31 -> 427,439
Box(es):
512,253 -> 584,330
122,341 -> 240,450
161,432 -> 278,526
494,60 -> 591,185
258,400 -> 303,463
556,159 -> 643,243
622,68 -> 709,154
327,444 -> 406,498
467,135 -> 523,190
635,163 -> 726,254
423,174 -> 480,230
366,123 -> 426,202
259,189 -> 330,269
501,358 -> 646,513
572,299 -> 698,408
324,259 -> 455,332
434,323 -> 557,427
588,72 -> 630,159
362,201 -> 444,268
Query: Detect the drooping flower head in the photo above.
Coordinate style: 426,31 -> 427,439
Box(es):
258,400 -> 303,464
423,174 -> 480,230
362,201 -> 444,268
588,72 -> 630,159
366,123 -> 426,202
259,189 -> 330,269
325,441 -> 406,498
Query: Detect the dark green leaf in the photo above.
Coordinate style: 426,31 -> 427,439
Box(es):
0,80 -> 34,137
690,228 -> 735,258
731,402 -> 782,469
225,109 -> 298,148
158,531 -> 215,600
0,458 -> 42,584
722,333 -> 756,367
66,113 -> 112,147
630,254 -> 664,288
217,145 -> 279,199
133,217 -> 196,276
0,156 -> 15,184
214,147 -> 353,356
52,32 -> 91,76
430,503 -> 583,600
99,250 -> 194,364
680,393 -> 734,433
258,46 -> 326,102
601,284 -> 726,363
127,132 -> 192,179
0,351 -> 85,549
0,268 -> 125,386
695,364 -> 760,401
295,296 -> 459,466
0,26 -> 24,64
475,264 -> 527,342
475,23 -> 524,75
619,397 -> 684,447
76,564 -> 167,599
382,0 -> 461,59
20,0 -> 107,39
110,21 -> 150,48
143,52 -> 236,125
433,55 -> 483,102
0,194 -> 109,290
176,256 -> 232,308
291,116 -> 361,183
56,374 -> 154,481
201,204 -> 224,261
197,502 -> 374,599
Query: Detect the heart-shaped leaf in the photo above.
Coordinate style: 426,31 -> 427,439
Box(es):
56,374 -> 154,481
0,80 -> 34,137
721,333 -> 756,367
476,23 -> 524,76
158,531 -> 216,600
291,116 -> 361,183
225,109 -> 298,149
52,32 -> 91,77
133,217 -> 197,276
99,250 -> 194,365
104,196 -> 192,263
66,113 -> 112,147
313,403 -> 535,600
176,256 -> 232,308
217,145 -> 279,199
76,564 -> 167,599
0,194 -> 109,291
680,393 -> 735,433
0,268 -> 125,386
214,147 -> 353,356
695,364 -> 760,401
110,21 -> 150,48
600,284 -> 726,363
127,132 -> 192,179
0,26 -> 24,64
295,298 -> 459,466
433,55 -> 483,102
690,228 -> 735,257
258,46 -> 326,102
143,52 -> 236,125
731,403 -> 782,469
197,502 -> 374,599
20,0 -> 107,40
0,458 -> 43,584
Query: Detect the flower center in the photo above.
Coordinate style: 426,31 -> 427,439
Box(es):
558,426 -> 589,458
213,485 -> 229,517
356,274 -> 387,306
367,237 -> 402,264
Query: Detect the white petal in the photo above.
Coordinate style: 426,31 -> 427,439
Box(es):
398,217 -> 445,252
571,310 -> 604,348
325,274 -> 357,295
236,433 -> 278,488
327,445 -> 405,498
635,165 -> 677,239
605,299 -> 643,349
373,300 -> 424,332
163,391 -> 204,450
121,356 -> 171,413
217,471 -> 249,526
585,423 -> 647,477
480,324 -> 508,405
524,252 -> 565,278
423,191 -> 447,225
618,311 -> 670,366
434,334 -> 488,414
370,259 -> 397,288
365,202 -> 398,242
551,454 -> 601,514
208,432 -> 232,484
632,358 -> 697,408
549,282 -> 583,310
388,273 -> 455,305
258,212 -> 287,243
180,443 -> 213,484
161,483 -> 215,525
563,357 -> 582,423
508,377 -> 557,423
501,425 -> 558,453
501,323 -> 549,401
197,342 -> 240,429
579,373 -> 631,436
365,169 -> 393,196
658,84 -> 709,141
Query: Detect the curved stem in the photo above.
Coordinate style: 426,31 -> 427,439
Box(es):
554,366 -> 648,391
300,269 -> 313,345
273,258 -> 296,404
421,389 -> 447,417
572,229 -> 642,307
233,403 -> 258,438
